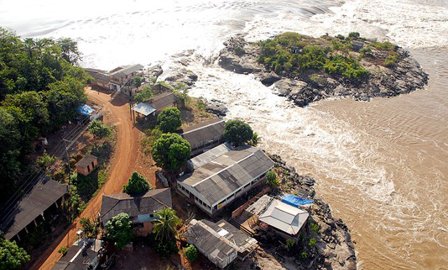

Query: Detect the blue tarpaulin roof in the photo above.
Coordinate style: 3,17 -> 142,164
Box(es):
78,104 -> 95,116
282,195 -> 313,208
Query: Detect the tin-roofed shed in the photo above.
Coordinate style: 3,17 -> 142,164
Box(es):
0,179 -> 67,241
75,154 -> 98,176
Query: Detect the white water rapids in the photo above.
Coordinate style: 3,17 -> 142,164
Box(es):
1,0 -> 448,269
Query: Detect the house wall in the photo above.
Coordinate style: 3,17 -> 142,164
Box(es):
190,137 -> 225,157
133,222 -> 153,237
178,171 -> 269,216
76,159 -> 98,176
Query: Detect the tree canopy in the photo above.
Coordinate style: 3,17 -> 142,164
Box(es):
152,208 -> 181,242
89,120 -> 111,139
134,86 -> 153,103
157,107 -> 182,133
223,120 -> 254,147
105,213 -> 133,249
0,28 -> 89,204
122,171 -> 151,195
0,238 -> 30,270
151,133 -> 190,171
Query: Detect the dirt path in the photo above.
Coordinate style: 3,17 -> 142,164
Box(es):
35,88 -> 156,270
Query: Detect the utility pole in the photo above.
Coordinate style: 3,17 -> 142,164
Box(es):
63,139 -> 71,182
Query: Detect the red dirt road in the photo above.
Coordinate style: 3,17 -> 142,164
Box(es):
34,88 -> 156,270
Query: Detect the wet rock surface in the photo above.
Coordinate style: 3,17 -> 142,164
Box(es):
218,36 -> 429,107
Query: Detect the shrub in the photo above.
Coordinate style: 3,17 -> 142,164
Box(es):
348,32 -> 360,39
234,46 -> 245,56
134,76 -> 142,88
185,244 -> 198,262
58,246 -> 68,255
157,107 -> 182,133
0,238 -> 30,270
89,120 -> 111,139
300,251 -> 308,259
384,52 -> 399,67
223,120 -> 253,147
308,237 -> 317,247
134,86 -> 153,103
122,171 -> 151,195
151,133 -> 191,171
285,239 -> 295,252
266,171 -> 280,188
310,222 -> 320,234
80,217 -> 98,238
36,150 -> 55,169
105,213 -> 133,249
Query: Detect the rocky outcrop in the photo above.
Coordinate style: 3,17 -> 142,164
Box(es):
259,154 -> 357,270
165,68 -> 198,86
218,36 -> 429,107
205,99 -> 228,116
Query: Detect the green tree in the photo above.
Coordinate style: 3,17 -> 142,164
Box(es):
134,76 -> 142,88
174,83 -> 191,109
223,120 -> 253,147
0,238 -> 30,270
152,208 -> 181,243
151,133 -> 190,171
89,120 -> 111,139
56,38 -> 82,65
122,171 -> 151,195
185,244 -> 198,262
105,213 -> 133,249
266,171 -> 280,188
134,86 -> 153,103
36,150 -> 56,169
157,107 -> 182,133
248,132 -> 261,146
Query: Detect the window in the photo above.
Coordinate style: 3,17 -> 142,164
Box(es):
91,161 -> 95,169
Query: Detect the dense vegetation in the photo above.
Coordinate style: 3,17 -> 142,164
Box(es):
151,133 -> 191,171
223,120 -> 254,147
0,237 -> 30,270
157,107 -> 182,133
0,27 -> 90,204
105,213 -> 134,249
122,171 -> 151,195
257,32 -> 398,80
151,208 -> 181,257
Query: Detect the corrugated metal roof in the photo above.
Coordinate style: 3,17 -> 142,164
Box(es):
51,239 -> 102,270
75,154 -> 97,169
190,143 -> 232,169
147,92 -> 176,111
185,219 -> 235,268
182,119 -> 225,150
2,179 -> 68,240
110,64 -> 143,79
259,199 -> 309,235
178,146 -> 274,206
132,102 -> 156,116
100,188 -> 172,225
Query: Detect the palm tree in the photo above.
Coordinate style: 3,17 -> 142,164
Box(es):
249,132 -> 262,146
152,208 -> 182,242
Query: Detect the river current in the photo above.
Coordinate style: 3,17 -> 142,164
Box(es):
1,0 -> 447,269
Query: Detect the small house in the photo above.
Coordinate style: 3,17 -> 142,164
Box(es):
181,119 -> 225,157
246,195 -> 309,242
132,92 -> 177,118
100,188 -> 172,236
51,239 -> 103,270
185,219 -> 258,268
75,154 -> 98,176
177,145 -> 274,216
84,68 -> 111,89
109,64 -> 144,96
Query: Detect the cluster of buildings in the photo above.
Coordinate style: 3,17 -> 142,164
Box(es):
85,64 -> 144,97
0,78 -> 313,269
